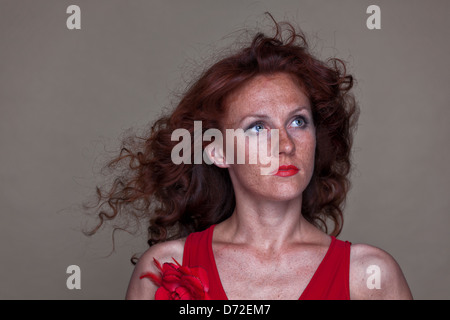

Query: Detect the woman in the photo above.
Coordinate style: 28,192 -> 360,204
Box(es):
89,17 -> 413,300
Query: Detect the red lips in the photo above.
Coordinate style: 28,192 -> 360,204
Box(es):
275,165 -> 299,177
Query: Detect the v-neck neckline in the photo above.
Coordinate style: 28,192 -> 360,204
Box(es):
207,224 -> 335,300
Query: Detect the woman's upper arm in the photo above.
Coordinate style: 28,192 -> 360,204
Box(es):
125,238 -> 185,300
349,243 -> 413,300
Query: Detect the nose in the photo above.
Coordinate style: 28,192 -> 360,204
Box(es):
278,128 -> 295,155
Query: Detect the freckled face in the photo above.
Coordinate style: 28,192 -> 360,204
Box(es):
221,73 -> 316,202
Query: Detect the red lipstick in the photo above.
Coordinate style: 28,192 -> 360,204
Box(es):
275,165 -> 299,177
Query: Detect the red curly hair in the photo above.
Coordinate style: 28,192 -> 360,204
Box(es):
85,15 -> 359,255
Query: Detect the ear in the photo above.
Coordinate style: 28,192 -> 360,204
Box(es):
204,142 -> 229,169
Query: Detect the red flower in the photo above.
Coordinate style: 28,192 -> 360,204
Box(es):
140,258 -> 210,300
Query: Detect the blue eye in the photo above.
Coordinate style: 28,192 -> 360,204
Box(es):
291,117 -> 307,128
246,122 -> 265,134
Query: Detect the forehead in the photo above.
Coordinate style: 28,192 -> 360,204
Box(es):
223,73 -> 311,125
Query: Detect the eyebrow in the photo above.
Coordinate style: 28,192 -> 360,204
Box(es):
237,106 -> 311,127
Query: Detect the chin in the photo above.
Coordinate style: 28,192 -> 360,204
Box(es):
259,183 -> 305,202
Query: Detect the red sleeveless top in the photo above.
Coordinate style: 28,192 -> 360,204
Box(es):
182,224 -> 351,300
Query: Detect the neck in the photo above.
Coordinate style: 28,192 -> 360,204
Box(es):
219,195 -> 314,252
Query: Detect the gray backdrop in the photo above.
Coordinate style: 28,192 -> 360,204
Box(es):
1,0 -> 449,299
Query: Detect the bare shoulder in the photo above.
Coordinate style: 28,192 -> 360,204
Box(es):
349,243 -> 413,300
125,238 -> 186,300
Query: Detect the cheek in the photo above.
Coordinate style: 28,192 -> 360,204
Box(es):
224,133 -> 269,165
228,163 -> 266,194
244,132 -> 280,167
305,136 -> 316,170
244,135 -> 263,164
294,131 -> 316,177
304,134 -> 316,163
